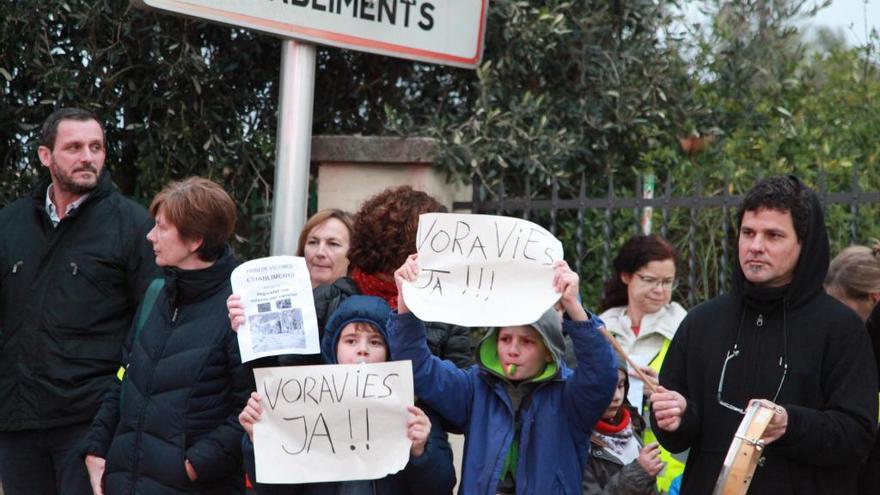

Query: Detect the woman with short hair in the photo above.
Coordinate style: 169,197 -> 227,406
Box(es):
82,177 -> 249,495
295,209 -> 353,289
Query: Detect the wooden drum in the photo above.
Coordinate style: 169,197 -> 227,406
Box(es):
711,401 -> 776,495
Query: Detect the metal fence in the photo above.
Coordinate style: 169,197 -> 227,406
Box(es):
453,167 -> 880,307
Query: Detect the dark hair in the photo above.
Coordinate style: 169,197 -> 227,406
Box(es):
599,235 -> 678,312
149,177 -> 236,262
40,107 -> 103,150
349,186 -> 444,274
736,175 -> 811,243
295,209 -> 354,256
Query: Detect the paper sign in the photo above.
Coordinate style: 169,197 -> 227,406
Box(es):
231,256 -> 320,362
253,361 -> 414,484
402,213 -> 565,327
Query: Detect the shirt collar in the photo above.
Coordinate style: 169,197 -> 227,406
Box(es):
45,183 -> 90,227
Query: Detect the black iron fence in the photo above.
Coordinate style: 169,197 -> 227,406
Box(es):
453,167 -> 880,308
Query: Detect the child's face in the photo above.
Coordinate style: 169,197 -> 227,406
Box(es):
336,322 -> 388,365
496,325 -> 552,380
602,370 -> 627,421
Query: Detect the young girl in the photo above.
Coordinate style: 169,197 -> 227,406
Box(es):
582,354 -> 663,495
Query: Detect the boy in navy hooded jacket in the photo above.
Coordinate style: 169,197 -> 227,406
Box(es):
390,256 -> 617,495
239,295 -> 456,495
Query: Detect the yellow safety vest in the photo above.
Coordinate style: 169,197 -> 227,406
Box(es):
642,339 -> 685,493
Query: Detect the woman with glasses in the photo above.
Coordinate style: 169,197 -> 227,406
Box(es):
597,234 -> 686,493
824,243 -> 880,495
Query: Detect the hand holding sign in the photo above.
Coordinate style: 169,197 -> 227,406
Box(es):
401,213 -> 565,327
552,260 -> 588,322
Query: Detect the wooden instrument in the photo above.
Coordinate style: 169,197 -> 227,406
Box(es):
712,401 -> 777,495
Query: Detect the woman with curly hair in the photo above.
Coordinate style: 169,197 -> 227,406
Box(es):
312,186 -> 473,369
597,234 -> 686,493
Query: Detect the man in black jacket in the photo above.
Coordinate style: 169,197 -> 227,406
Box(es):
650,175 -> 878,494
0,108 -> 158,495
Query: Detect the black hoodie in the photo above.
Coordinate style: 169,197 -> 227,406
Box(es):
651,180 -> 878,495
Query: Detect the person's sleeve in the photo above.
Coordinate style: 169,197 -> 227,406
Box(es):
562,315 -> 618,436
80,377 -> 122,459
649,317 -> 702,453
403,406 -> 456,495
433,322 -> 474,369
125,213 -> 160,303
184,329 -> 252,481
582,456 -> 658,495
773,319 -> 879,466
388,311 -> 474,431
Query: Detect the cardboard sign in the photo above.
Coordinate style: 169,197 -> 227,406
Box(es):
253,361 -> 414,484
402,213 -> 565,327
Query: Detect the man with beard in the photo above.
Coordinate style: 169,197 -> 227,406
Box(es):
650,175 -> 878,494
0,108 -> 158,495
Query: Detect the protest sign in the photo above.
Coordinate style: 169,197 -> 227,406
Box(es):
231,256 -> 320,362
253,361 -> 414,484
401,213 -> 565,327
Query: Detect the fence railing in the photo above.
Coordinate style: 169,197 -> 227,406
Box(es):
453,167 -> 880,307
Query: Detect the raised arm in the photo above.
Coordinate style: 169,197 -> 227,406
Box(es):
554,261 -> 618,435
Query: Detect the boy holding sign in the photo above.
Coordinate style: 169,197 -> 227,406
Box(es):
391,255 -> 617,495
238,295 -> 456,494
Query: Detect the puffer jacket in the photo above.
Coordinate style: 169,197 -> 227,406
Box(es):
244,295 -> 456,495
0,171 -> 158,431
83,251 -> 249,494
313,276 -> 473,368
389,309 -> 617,495
582,435 -> 658,495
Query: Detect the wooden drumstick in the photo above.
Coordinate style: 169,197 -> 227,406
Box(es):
599,327 -> 659,395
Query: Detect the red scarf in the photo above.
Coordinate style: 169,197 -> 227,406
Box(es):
352,267 -> 399,310
595,407 -> 631,435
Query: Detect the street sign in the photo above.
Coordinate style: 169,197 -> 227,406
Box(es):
133,0 -> 488,68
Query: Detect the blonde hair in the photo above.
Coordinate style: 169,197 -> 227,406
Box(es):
295,209 -> 354,256
825,242 -> 880,299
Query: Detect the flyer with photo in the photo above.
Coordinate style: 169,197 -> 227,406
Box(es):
231,256 -> 320,362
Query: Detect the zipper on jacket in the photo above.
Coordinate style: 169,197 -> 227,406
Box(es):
756,314 -> 763,327
69,262 -> 78,276
11,261 -> 23,274
171,307 -> 179,324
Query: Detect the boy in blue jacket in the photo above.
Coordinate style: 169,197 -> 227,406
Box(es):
391,256 -> 617,495
238,295 -> 456,495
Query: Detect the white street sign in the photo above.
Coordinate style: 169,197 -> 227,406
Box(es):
133,0 -> 488,68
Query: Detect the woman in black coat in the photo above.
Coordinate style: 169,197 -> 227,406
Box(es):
82,177 -> 250,495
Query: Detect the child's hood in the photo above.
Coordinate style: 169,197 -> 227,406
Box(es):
320,295 -> 392,364
476,307 -> 567,382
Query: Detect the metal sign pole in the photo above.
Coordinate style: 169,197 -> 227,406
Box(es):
270,39 -> 316,256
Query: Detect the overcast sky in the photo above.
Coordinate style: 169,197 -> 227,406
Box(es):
809,0 -> 878,46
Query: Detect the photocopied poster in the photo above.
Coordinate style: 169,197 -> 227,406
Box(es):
252,362 -> 415,484
231,256 -> 320,363
402,213 -> 565,327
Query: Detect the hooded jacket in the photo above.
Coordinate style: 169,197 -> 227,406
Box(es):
651,180 -> 878,494
83,250 -> 250,495
243,295 -> 457,495
312,277 -> 473,368
389,308 -> 617,495
0,171 -> 158,431
599,302 -> 686,369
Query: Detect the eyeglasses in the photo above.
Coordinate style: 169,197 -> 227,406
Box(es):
634,273 -> 678,291
717,344 -> 788,415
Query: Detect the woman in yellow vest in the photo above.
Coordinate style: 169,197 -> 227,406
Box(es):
598,235 -> 686,493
